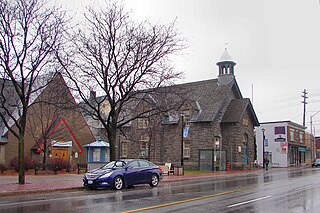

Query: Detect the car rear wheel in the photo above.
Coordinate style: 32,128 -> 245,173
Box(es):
149,174 -> 159,187
113,176 -> 124,190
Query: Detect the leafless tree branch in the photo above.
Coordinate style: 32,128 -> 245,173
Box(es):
59,2 -> 186,161
0,0 -> 69,184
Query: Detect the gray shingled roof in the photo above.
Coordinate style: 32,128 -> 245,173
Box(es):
183,79 -> 228,122
159,78 -> 236,123
80,77 -> 259,126
0,72 -> 58,136
221,98 -> 259,125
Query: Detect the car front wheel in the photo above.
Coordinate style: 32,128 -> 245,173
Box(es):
113,176 -> 124,190
149,174 -> 159,187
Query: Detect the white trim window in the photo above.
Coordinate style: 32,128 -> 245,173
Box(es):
183,140 -> 190,158
121,142 -> 128,158
137,118 -> 148,129
290,129 -> 295,142
139,141 -> 148,157
299,132 -> 304,144
183,110 -> 191,126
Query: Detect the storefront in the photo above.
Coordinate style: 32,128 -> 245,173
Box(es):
289,145 -> 306,166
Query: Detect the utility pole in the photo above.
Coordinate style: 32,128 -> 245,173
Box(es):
302,89 -> 308,127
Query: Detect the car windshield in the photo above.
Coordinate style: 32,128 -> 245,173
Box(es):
100,161 -> 126,170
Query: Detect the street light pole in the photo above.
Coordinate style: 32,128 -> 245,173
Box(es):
311,111 -> 320,160
311,115 -> 314,160
262,128 -> 265,168
181,113 -> 184,170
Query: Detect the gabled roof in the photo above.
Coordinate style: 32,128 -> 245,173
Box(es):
221,98 -> 259,126
113,77 -> 246,125
31,117 -> 84,154
80,76 -> 258,127
1,72 -> 58,136
160,78 -> 241,123
2,72 -> 94,151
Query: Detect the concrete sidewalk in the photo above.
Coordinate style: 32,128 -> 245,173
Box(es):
0,169 -> 266,196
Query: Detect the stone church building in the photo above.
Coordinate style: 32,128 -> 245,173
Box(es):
115,49 -> 260,171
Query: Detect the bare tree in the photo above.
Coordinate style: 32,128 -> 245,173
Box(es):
0,0 -> 68,184
58,2 -> 185,161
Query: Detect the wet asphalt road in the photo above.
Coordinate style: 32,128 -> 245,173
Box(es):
1,168 -> 320,213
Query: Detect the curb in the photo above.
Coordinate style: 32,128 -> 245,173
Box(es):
0,168 -> 298,197
0,186 -> 84,197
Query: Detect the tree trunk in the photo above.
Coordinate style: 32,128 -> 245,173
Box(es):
18,136 -> 25,184
109,127 -> 117,161
108,112 -> 118,161
18,113 -> 27,184
107,111 -> 119,161
43,140 -> 47,169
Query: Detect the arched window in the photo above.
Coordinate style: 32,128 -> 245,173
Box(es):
242,134 -> 249,165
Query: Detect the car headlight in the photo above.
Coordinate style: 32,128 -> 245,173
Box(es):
99,172 -> 113,179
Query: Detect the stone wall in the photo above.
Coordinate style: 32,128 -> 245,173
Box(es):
221,109 -> 255,167
0,145 -> 4,164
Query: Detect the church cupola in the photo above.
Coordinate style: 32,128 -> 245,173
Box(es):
216,48 -> 236,85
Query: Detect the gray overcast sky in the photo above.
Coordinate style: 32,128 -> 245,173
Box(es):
60,0 -> 320,134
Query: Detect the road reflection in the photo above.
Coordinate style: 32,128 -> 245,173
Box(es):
2,168 -> 320,213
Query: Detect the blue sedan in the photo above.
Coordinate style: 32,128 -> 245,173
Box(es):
83,159 -> 163,190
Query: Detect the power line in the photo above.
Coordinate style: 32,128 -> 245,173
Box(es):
256,102 -> 300,112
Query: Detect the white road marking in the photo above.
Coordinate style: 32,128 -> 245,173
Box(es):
293,185 -> 313,191
227,195 -> 271,208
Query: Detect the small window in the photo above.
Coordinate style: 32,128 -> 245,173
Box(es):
121,142 -> 128,158
183,141 -> 190,158
183,110 -> 191,126
139,142 -> 148,157
299,132 -> 304,143
137,118 -> 148,129
242,118 -> 249,126
290,129 -> 295,142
